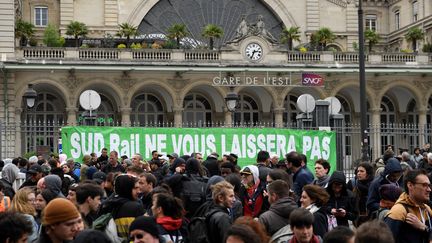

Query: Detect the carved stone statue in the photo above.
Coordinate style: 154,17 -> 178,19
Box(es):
15,0 -> 22,20
236,15 -> 249,38
254,15 -> 278,43
226,14 -> 278,44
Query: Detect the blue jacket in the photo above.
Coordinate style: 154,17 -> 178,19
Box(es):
293,167 -> 314,197
366,158 -> 403,214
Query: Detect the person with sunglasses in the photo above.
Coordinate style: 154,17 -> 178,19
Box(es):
129,216 -> 162,243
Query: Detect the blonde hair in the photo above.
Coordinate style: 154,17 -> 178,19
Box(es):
10,187 -> 36,216
211,181 -> 234,203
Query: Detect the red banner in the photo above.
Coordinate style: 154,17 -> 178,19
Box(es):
302,73 -> 324,86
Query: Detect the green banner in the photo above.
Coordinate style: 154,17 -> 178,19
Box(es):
61,126 -> 336,171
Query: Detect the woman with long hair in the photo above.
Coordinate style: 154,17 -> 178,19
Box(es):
347,162 -> 374,226
10,187 -> 39,242
300,184 -> 330,238
34,189 -> 58,225
151,193 -> 188,242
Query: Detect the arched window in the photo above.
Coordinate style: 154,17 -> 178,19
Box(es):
131,93 -> 165,126
283,94 -> 298,127
380,96 -> 396,154
336,95 -> 352,124
183,93 -> 212,127
407,99 -> 420,152
22,92 -> 65,153
78,94 -> 118,126
234,94 -> 259,126
407,99 -> 417,124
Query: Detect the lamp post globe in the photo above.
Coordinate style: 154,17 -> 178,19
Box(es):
225,90 -> 239,112
23,84 -> 37,108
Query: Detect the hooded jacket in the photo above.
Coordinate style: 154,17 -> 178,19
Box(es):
325,171 -> 357,227
259,196 -> 298,235
0,163 -> 19,199
44,175 -> 65,197
240,165 -> 264,217
203,155 -> 220,177
385,192 -> 432,243
366,158 -> 403,213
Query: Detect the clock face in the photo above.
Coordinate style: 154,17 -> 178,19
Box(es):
245,43 -> 263,61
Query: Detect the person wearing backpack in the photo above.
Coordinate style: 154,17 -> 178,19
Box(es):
259,179 -> 297,236
97,174 -> 145,241
207,181 -> 235,243
164,159 -> 210,218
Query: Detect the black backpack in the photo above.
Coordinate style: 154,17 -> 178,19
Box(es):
181,176 -> 206,218
188,209 -> 220,243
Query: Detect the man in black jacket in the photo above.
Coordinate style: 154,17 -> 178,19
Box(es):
208,181 -> 235,243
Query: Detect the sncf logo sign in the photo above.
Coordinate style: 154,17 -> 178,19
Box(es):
302,73 -> 324,86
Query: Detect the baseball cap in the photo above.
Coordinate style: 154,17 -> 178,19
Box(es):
92,171 -> 107,184
28,164 -> 42,174
167,153 -> 179,159
240,167 -> 252,175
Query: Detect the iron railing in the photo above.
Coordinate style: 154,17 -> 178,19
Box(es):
1,120 -> 431,179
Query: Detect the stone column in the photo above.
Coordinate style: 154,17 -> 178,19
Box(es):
14,108 -> 23,158
66,107 -> 78,125
173,106 -> 183,128
274,107 -> 285,128
120,107 -> 132,127
370,108 -> 382,158
418,107 -> 428,146
224,108 -> 232,127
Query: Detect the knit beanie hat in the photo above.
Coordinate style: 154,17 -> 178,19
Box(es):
129,216 -> 159,238
42,198 -> 80,225
379,184 -> 402,202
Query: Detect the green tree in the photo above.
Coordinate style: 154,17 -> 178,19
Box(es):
405,27 -> 425,51
280,26 -> 301,51
202,24 -> 223,50
364,29 -> 380,53
313,27 -> 336,51
43,24 -> 65,47
116,23 -> 138,48
66,21 -> 88,47
167,23 -> 189,49
15,19 -> 35,47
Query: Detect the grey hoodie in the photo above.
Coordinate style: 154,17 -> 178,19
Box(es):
44,174 -> 65,197
1,163 -> 19,184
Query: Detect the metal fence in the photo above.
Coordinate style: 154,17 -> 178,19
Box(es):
1,120 -> 431,179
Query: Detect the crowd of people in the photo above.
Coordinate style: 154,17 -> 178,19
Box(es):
0,143 -> 431,243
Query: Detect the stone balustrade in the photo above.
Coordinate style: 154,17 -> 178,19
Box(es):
15,47 -> 432,65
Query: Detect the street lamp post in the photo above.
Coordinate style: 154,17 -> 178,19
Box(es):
23,84 -> 37,108
23,84 -> 37,152
358,0 -> 369,162
225,87 -> 239,126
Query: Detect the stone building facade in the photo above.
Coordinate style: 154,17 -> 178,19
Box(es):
0,0 -> 432,165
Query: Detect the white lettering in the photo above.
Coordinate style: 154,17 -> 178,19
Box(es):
71,133 -> 81,158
